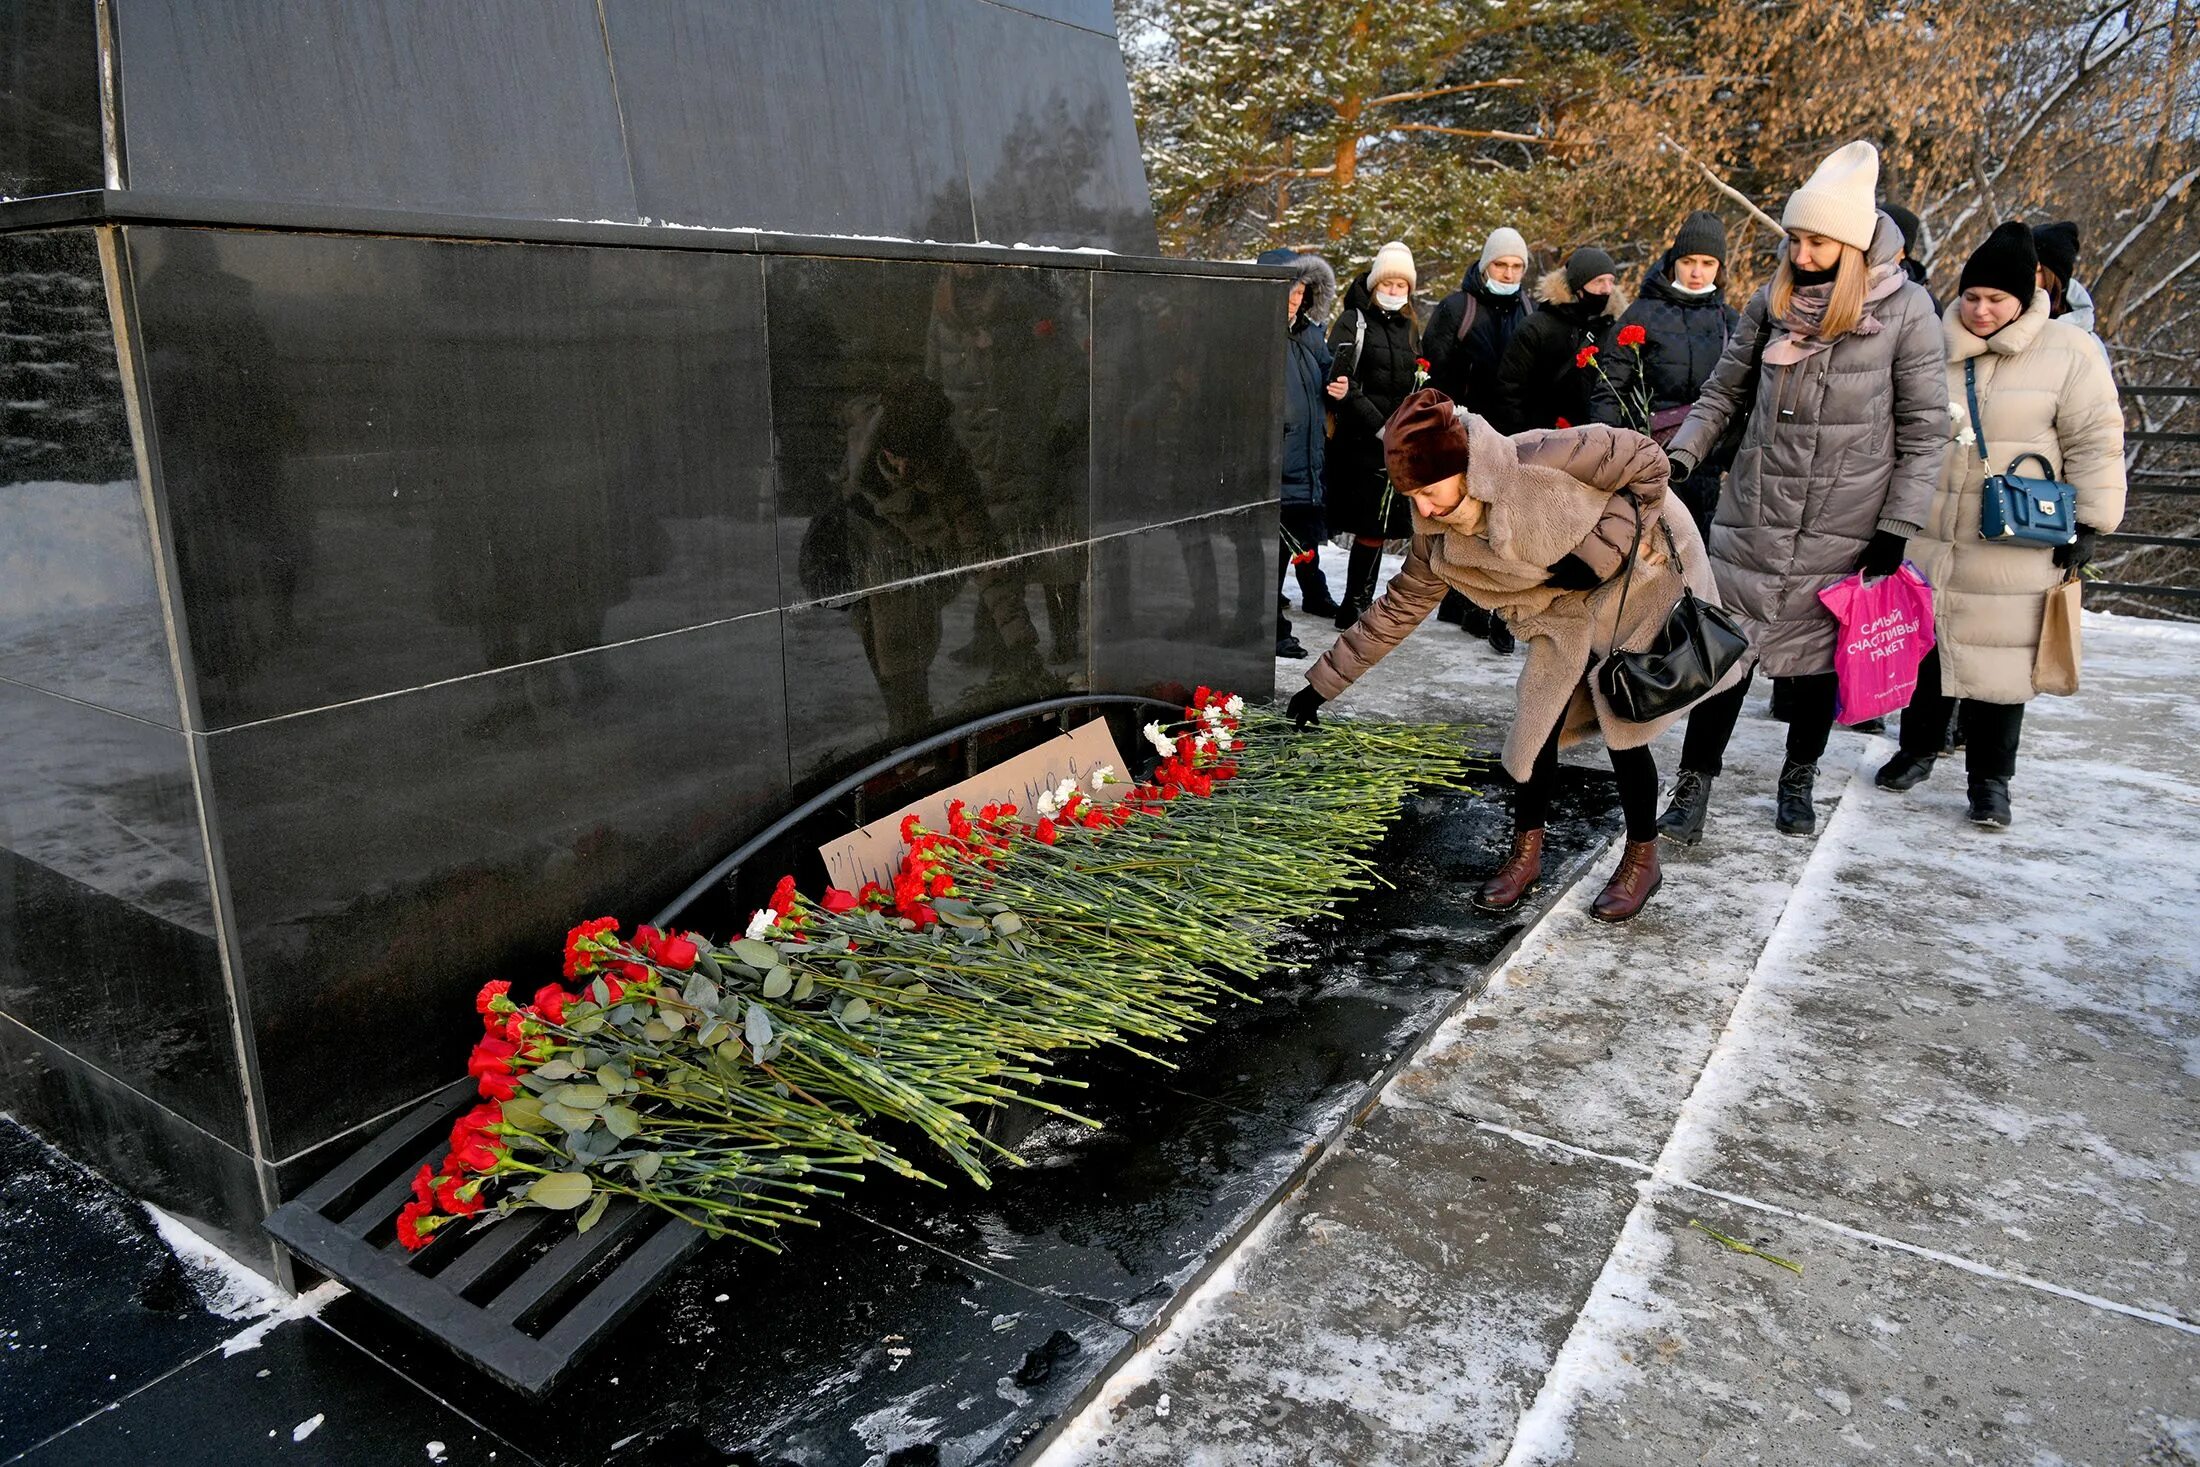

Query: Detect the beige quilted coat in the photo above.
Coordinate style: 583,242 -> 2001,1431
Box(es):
1911,291 -> 2126,703
1306,414 -> 1742,780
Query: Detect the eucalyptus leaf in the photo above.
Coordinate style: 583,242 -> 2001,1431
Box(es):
569,1014 -> 607,1036
533,1059 -> 580,1082
539,1099 -> 594,1132
661,1007 -> 688,1033
682,973 -> 722,1010
761,967 -> 794,1000
642,1018 -> 676,1043
549,1083 -> 607,1110
932,897 -> 974,918
603,1104 -> 642,1141
991,913 -> 1024,936
519,1072 -> 558,1095
757,1036 -> 784,1064
836,960 -> 861,983
527,1172 -> 593,1210
842,996 -> 872,1024
732,938 -> 780,967
696,1018 -> 730,1048
715,1039 -> 745,1066
499,1096 -> 551,1132
793,973 -> 817,1002
939,908 -> 988,930
576,1191 -> 610,1233
629,1151 -> 663,1183
745,1002 -> 774,1052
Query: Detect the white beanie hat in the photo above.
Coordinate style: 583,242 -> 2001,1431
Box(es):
1782,141 -> 1880,253
1480,227 -> 1529,271
1369,240 -> 1416,290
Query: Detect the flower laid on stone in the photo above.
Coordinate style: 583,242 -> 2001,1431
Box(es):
397,691 -> 1476,1252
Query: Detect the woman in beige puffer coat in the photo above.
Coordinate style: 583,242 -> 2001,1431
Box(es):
1876,222 -> 2126,829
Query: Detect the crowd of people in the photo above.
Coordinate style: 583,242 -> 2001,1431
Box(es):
1272,140 -> 2127,924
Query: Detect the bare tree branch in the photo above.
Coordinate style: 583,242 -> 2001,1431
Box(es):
1655,131 -> 1784,232
1367,79 -> 1531,107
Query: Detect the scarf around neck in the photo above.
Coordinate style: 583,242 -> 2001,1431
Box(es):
1764,258 -> 1907,366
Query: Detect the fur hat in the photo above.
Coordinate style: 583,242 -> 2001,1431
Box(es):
1383,388 -> 1469,492
1670,210 -> 1727,265
1480,227 -> 1530,271
1369,240 -> 1416,291
1782,141 -> 1881,252
1959,221 -> 2039,301
2032,220 -> 2080,285
1565,246 -> 1618,295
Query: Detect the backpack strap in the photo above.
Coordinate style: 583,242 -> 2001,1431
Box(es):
1454,292 -> 1479,343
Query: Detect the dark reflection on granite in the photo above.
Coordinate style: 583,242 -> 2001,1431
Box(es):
604,0 -> 976,241
19,1319 -> 518,1466
0,1116 -> 248,1460
1092,271 -> 1284,536
110,0 -> 636,222
0,681 -> 245,1147
0,1014 -> 271,1279
783,545 -> 1089,788
849,1084 -> 1314,1331
990,0 -> 1120,34
129,227 -> 776,728
1093,505 -> 1276,704
945,0 -> 1159,254
318,1208 -> 1129,1467
0,231 -> 177,725
203,614 -> 790,1158
769,253 -> 1090,602
0,0 -> 103,199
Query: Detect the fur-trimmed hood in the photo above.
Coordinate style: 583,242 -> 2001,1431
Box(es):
1258,246 -> 1338,330
1534,267 -> 1629,315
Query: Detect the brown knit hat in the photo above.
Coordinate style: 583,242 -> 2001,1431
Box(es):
1383,388 -> 1469,491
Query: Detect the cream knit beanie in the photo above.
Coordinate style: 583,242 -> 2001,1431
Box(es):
1479,227 -> 1529,271
1782,141 -> 1880,252
1369,240 -> 1416,291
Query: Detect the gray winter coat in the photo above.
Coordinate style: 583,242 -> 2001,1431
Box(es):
1666,214 -> 1947,678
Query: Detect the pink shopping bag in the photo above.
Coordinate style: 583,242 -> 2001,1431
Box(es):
1817,564 -> 1937,725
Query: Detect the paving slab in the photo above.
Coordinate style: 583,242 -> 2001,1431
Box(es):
1536,1188 -> 2200,1467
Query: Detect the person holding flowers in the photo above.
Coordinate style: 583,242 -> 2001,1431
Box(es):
1590,211 -> 1741,540
1491,247 -> 1623,435
1287,389 -> 1740,924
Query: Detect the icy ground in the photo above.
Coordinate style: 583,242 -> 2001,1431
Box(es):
1037,545 -> 2200,1466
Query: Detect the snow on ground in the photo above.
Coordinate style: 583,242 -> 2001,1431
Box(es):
1041,588 -> 2200,1466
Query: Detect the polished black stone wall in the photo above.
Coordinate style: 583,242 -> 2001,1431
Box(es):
0,217 -> 1284,1276
2,0 -> 1154,252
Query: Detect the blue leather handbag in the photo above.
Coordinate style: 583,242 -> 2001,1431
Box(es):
1967,359 -> 2077,547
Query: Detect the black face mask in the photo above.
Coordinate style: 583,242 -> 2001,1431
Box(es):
1579,289 -> 1612,313
1790,263 -> 1838,289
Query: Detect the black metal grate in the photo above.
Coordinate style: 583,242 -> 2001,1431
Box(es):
263,695 -> 1180,1394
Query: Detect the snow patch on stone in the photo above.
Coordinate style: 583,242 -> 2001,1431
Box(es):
221,1280 -> 348,1357
143,1204 -> 283,1322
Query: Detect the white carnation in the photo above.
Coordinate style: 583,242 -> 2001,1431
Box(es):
1143,721 -> 1174,757
1223,694 -> 1245,718
1089,764 -> 1116,791
745,909 -> 776,940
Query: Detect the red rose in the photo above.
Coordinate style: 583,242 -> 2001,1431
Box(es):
476,1070 -> 520,1102
467,1036 -> 517,1079
821,887 -> 859,914
1616,323 -> 1647,348
1554,416 -> 1572,429
532,984 -> 571,1025
474,980 -> 510,1018
1035,818 -> 1059,845
658,935 -> 698,972
1574,345 -> 1598,369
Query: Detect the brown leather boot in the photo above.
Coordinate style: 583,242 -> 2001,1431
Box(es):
1591,838 -> 1663,924
1474,828 -> 1545,913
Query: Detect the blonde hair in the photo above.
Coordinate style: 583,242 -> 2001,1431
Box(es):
1769,242 -> 1869,340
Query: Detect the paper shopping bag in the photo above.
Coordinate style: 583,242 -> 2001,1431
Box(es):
2034,577 -> 2081,696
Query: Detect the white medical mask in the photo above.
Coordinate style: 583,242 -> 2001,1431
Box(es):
1670,280 -> 1720,297
1483,279 -> 1521,297
1375,290 -> 1409,312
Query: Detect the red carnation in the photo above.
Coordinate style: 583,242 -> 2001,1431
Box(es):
1416,356 -> 1431,372
396,1199 -> 435,1251
410,1164 -> 436,1206
435,1175 -> 485,1216
1616,323 -> 1647,348
1035,818 -> 1059,845
769,875 -> 798,916
1554,416 -> 1572,429
1574,345 -> 1598,369
474,980 -> 510,1018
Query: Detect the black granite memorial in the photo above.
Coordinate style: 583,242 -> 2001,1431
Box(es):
0,0 -> 1285,1281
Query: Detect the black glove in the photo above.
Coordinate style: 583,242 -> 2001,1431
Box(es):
2053,525 -> 2098,572
1287,685 -> 1326,730
1666,450 -> 1696,485
1544,553 -> 1603,591
1858,529 -> 1907,580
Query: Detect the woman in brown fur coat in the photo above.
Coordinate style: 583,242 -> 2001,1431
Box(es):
1286,389 -> 1743,923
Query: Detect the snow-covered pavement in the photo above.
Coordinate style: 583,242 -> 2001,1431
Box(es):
1038,548 -> 2200,1466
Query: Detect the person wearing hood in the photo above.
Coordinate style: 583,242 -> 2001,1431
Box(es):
1491,247 -> 1623,435
1884,204 -> 1931,290
1590,211 -> 1742,539
1657,141 -> 1946,843
1285,389 -> 1742,924
1424,227 -> 1534,653
2031,220 -> 2101,335
1259,246 -> 1341,657
1877,222 -> 2125,827
1324,241 -> 1423,626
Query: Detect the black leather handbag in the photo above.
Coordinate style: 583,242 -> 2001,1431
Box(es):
1594,494 -> 1751,723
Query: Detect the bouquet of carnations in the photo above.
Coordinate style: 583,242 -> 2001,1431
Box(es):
400,691 -> 1475,1252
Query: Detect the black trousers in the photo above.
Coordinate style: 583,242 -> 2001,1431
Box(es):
1898,648 -> 2024,779
1680,668 -> 1838,776
1515,711 -> 1661,843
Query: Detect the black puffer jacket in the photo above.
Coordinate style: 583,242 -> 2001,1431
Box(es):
1589,253 -> 1740,432
1491,269 -> 1621,434
1324,270 -> 1420,537
1421,262 -> 1532,416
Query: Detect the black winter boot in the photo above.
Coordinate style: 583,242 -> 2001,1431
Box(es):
1436,589 -> 1470,625
1486,614 -> 1516,656
1336,542 -> 1383,629
1656,770 -> 1714,846
1296,563 -> 1340,617
1967,776 -> 2012,829
1776,760 -> 1818,835
1876,750 -> 1935,791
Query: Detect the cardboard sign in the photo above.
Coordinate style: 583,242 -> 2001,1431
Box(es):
819,717 -> 1131,892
